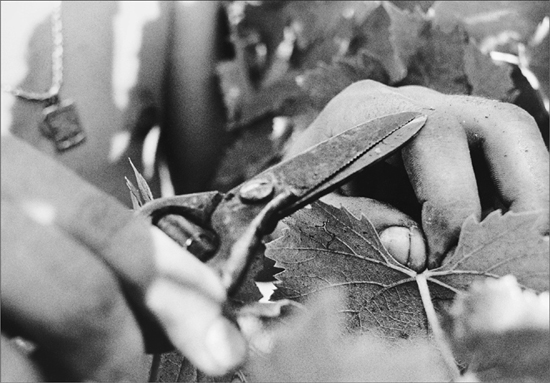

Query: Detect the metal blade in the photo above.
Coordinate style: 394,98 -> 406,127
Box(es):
274,111 -> 427,216
208,111 -> 426,293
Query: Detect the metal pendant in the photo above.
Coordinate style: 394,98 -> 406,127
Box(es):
40,98 -> 86,152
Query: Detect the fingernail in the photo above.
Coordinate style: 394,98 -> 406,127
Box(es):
380,226 -> 410,265
205,318 -> 247,372
380,226 -> 426,272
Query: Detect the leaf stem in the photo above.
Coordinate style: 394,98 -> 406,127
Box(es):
416,273 -> 461,380
148,353 -> 161,382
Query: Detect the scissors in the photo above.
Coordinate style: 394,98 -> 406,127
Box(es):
137,112 -> 427,296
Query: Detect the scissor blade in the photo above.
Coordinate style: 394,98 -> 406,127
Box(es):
274,111 -> 427,216
208,111 -> 426,294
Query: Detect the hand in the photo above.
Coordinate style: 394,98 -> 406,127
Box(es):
1,136 -> 247,381
286,80 -> 549,270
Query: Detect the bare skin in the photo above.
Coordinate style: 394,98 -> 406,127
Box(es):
2,2 -> 548,381
1,136 -> 247,381
1,2 -> 242,381
287,80 -> 549,270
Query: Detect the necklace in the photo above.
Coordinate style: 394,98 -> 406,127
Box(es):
2,2 -> 85,151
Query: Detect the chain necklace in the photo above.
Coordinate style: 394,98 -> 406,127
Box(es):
2,2 -> 85,151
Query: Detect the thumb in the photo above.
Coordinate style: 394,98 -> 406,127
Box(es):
321,194 -> 427,272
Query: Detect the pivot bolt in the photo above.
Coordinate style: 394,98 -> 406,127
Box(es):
239,179 -> 274,203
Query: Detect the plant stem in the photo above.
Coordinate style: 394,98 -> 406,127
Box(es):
416,273 -> 461,380
149,353 -> 161,382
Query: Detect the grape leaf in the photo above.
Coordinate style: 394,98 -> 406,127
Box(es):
354,2 -> 427,83
354,4 -> 402,82
216,58 -> 305,131
210,117 -> 283,192
217,1 -> 376,131
406,23 -> 471,95
296,3 -> 516,112
297,2 -> 427,109
266,201 -> 548,340
463,43 -> 517,101
432,210 -> 549,293
296,50 -> 388,110
432,1 -> 549,47
233,1 -> 379,72
385,2 -> 428,72
267,201 -> 450,339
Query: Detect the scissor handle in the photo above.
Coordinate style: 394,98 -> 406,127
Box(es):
137,192 -> 223,262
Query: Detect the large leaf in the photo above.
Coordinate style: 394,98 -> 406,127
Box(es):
297,2 -> 427,109
266,201 -> 548,339
405,23 -> 471,95
268,202 -> 445,339
463,43 -> 516,101
432,209 -> 549,293
353,2 -> 427,83
296,3 -> 517,112
296,50 -> 388,110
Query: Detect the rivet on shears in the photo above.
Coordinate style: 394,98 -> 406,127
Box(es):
239,179 -> 274,203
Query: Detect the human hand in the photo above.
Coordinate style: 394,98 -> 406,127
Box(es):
1,136 -> 247,381
286,80 -> 549,270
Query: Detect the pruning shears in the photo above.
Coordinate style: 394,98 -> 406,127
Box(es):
137,112 -> 427,295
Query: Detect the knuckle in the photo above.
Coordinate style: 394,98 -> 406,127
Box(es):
490,100 -> 535,124
342,79 -> 386,94
460,96 -> 536,127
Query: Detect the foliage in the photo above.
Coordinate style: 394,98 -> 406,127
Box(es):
241,276 -> 548,382
266,202 -> 548,336
210,0 -> 549,191
153,1 -> 549,381
149,200 -> 548,382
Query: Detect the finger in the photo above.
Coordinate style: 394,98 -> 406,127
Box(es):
398,87 -> 549,219
150,226 -> 227,302
446,96 -> 549,216
146,278 -> 247,376
401,112 -> 482,269
1,335 -> 43,382
1,201 -> 147,382
285,80 -> 424,159
1,135 -> 156,295
2,137 -> 237,354
147,228 -> 247,375
321,194 -> 427,272
2,136 -> 177,352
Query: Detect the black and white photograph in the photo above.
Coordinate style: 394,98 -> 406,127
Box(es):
1,1 -> 548,382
